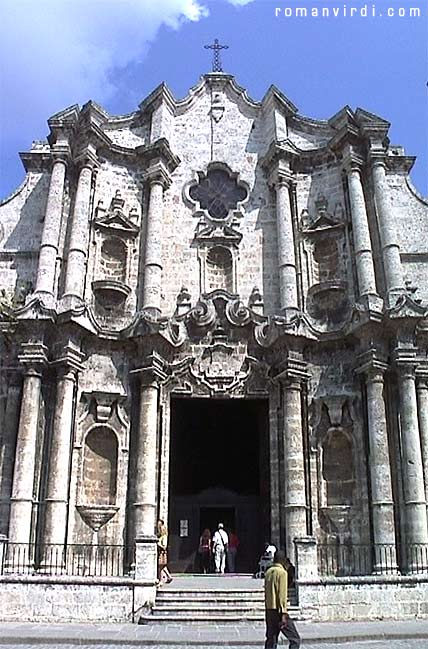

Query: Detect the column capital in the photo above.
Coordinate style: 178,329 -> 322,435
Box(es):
142,161 -> 172,190
74,147 -> 99,171
50,143 -> 71,167
18,342 -> 48,374
393,347 -> 421,377
131,352 -> 168,387
275,357 -> 310,385
267,163 -> 294,189
343,150 -> 365,174
368,151 -> 388,170
354,348 -> 388,380
51,344 -> 85,376
415,364 -> 428,388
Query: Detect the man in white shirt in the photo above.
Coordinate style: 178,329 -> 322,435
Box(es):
212,523 -> 229,574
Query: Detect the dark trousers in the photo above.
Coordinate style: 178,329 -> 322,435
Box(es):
265,609 -> 300,649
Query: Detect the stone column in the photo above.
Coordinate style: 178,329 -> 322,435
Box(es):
0,373 -> 22,536
358,358 -> 397,571
416,375 -> 428,520
396,362 -> 428,570
63,149 -> 98,304
42,351 -> 84,550
273,170 -> 299,317
371,158 -> 405,306
8,344 -> 47,545
344,155 -> 381,308
131,361 -> 166,582
280,373 -> 308,563
141,167 -> 170,317
34,148 -> 69,303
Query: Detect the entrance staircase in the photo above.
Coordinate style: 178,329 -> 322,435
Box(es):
138,575 -> 301,624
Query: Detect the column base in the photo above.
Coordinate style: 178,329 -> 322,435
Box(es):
134,535 -> 158,582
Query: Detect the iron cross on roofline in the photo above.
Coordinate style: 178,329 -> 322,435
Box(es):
204,38 -> 229,72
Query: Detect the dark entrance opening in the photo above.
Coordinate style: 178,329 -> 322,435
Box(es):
168,397 -> 269,573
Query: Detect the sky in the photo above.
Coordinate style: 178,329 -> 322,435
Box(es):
0,0 -> 427,199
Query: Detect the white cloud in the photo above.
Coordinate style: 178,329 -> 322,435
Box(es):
225,0 -> 255,5
0,0 -> 255,196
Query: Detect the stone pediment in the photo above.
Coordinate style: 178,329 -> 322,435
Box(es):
94,191 -> 139,237
308,214 -> 342,232
94,211 -> 139,236
194,222 -> 242,245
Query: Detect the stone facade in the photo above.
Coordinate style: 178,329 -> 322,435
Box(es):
0,73 -> 428,618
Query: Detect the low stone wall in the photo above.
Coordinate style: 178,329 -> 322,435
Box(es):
0,576 -> 156,623
298,575 -> 428,621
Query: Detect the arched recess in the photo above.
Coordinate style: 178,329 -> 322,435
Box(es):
82,426 -> 118,505
206,245 -> 234,292
321,427 -> 355,506
100,237 -> 127,282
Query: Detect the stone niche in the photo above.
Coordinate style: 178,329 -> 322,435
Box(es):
310,395 -> 361,542
90,190 -> 139,320
73,391 -> 129,540
300,195 -> 350,325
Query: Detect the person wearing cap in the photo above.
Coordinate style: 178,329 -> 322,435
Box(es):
264,549 -> 300,648
212,523 -> 229,574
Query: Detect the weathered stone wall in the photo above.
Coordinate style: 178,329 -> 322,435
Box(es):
298,576 -> 428,621
0,578 -> 138,622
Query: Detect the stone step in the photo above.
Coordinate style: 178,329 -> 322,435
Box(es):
139,607 -> 303,625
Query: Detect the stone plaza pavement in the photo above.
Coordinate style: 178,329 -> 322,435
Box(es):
0,619 -> 428,648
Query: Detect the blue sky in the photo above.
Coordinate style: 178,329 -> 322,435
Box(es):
0,0 -> 427,199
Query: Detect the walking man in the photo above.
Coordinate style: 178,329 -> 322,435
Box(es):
212,523 -> 228,574
264,550 -> 300,648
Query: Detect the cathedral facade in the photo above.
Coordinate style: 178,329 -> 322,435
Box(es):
0,72 -> 428,616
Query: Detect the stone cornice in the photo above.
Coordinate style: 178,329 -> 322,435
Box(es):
261,84 -> 298,116
355,107 -> 391,141
385,154 -> 416,174
135,138 -> 180,174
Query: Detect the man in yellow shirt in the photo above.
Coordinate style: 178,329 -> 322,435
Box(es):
264,550 -> 300,648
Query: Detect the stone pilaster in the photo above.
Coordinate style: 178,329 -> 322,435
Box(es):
270,164 -> 299,318
370,156 -> 405,306
416,372 -> 428,521
395,353 -> 428,570
277,359 -> 309,563
62,148 -> 98,305
8,343 -> 48,545
41,348 -> 84,549
34,146 -> 70,303
0,372 -> 22,536
355,351 -> 397,572
141,164 -> 171,317
344,153 -> 381,310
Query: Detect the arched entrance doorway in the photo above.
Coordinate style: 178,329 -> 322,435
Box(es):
168,397 -> 270,573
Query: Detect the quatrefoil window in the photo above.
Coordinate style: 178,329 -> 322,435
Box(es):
189,167 -> 247,220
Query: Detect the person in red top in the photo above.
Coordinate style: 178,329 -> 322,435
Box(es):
198,528 -> 212,573
227,530 -> 240,573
